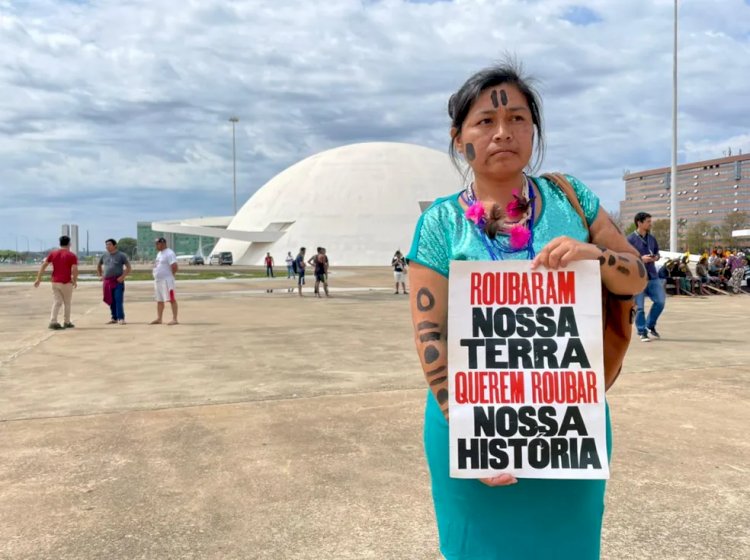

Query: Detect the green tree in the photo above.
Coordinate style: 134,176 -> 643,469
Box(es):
651,219 -> 670,249
0,250 -> 22,263
624,223 -> 636,235
685,220 -> 713,254
117,237 -> 138,259
721,211 -> 749,246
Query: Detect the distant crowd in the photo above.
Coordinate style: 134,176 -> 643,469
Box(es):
659,248 -> 750,295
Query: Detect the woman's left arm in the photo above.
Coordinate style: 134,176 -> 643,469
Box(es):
532,207 -> 648,296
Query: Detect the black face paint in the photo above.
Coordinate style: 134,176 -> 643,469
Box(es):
616,265 -> 631,276
416,288 -> 435,311
465,143 -> 476,161
419,332 -> 441,343
436,388 -> 449,405
417,321 -> 439,331
424,345 -> 440,364
490,89 -> 499,108
637,260 -> 646,278
608,255 -> 616,266
500,89 -> 508,106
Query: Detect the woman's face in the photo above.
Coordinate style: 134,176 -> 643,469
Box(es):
453,84 -> 534,179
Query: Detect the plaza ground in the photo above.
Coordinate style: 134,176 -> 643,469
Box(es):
0,266 -> 748,559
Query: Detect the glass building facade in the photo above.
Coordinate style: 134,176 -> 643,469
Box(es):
136,222 -> 215,260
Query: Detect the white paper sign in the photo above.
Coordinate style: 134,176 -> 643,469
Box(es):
448,260 -> 609,480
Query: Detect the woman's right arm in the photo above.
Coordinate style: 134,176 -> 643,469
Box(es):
409,263 -> 450,421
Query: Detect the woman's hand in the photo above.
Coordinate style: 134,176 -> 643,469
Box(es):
479,474 -> 518,487
531,236 -> 601,270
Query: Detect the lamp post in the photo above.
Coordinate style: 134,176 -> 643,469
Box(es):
669,0 -> 678,252
229,116 -> 239,215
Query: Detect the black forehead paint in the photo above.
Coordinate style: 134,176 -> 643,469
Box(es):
490,90 -> 499,108
500,89 -> 508,106
465,143 -> 476,161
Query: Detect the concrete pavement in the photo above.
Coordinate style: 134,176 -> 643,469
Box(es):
0,268 -> 748,559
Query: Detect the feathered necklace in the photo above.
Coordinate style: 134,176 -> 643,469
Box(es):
460,174 -> 536,260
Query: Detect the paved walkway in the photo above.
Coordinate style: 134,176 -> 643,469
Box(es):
0,268 -> 748,559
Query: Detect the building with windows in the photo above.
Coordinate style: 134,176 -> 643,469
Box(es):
620,154 -> 749,233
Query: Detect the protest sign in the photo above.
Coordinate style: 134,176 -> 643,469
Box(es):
448,260 -> 609,480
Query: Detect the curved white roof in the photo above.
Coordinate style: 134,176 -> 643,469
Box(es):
212,142 -> 465,266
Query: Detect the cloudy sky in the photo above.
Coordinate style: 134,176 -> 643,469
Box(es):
1,0 -> 749,251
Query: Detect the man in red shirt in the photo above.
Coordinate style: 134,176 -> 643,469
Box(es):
34,235 -> 79,329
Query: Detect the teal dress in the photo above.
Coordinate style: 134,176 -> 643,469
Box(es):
407,175 -> 612,560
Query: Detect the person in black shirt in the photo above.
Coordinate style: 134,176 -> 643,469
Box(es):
308,247 -> 329,298
391,250 -> 408,294
626,212 -> 666,342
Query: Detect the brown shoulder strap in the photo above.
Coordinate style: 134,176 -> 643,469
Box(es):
541,172 -> 588,229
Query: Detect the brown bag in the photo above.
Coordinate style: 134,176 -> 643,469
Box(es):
541,173 -> 637,391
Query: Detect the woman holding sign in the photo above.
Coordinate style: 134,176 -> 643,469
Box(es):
407,61 -> 646,560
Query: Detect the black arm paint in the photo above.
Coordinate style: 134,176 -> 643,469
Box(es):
424,345 -> 440,364
416,288 -> 435,311
419,332 -> 441,343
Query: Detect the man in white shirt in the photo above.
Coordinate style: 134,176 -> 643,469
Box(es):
150,237 -> 179,325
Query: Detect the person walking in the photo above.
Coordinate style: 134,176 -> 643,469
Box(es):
150,237 -> 179,325
407,61 -> 646,560
285,251 -> 295,279
391,250 -> 408,294
627,212 -> 666,341
34,235 -> 79,329
265,252 -> 275,278
97,239 -> 131,325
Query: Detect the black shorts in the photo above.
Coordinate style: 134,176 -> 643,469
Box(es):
315,272 -> 327,282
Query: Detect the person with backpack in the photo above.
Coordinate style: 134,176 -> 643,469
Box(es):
406,61 -> 647,560
391,250 -> 408,294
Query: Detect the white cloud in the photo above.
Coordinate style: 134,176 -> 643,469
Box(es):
1,0 -> 749,247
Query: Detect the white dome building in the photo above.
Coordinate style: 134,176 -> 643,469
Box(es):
153,142 -> 465,266
212,142 -> 464,266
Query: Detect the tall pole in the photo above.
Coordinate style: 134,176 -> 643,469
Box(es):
669,0 -> 678,252
229,116 -> 239,215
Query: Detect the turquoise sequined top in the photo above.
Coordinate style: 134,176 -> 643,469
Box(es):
407,174 -> 600,274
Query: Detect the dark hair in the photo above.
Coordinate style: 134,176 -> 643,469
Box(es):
448,60 -> 545,174
59,235 -> 70,247
300,247 -> 305,252
634,212 -> 651,226
106,238 -> 117,246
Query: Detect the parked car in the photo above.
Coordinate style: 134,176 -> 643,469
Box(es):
190,255 -> 205,265
209,252 -> 233,266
